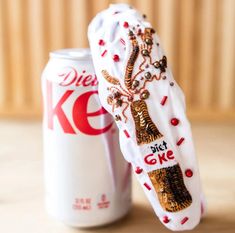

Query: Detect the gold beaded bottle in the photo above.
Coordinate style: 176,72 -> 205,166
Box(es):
130,99 -> 163,145
130,99 -> 192,212
148,164 -> 192,212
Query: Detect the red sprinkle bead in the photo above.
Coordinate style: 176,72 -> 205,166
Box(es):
123,21 -> 129,28
185,169 -> 193,177
101,50 -> 107,57
161,96 -> 168,106
171,118 -> 179,126
163,216 -> 170,224
113,54 -> 120,62
144,183 -> 151,190
181,217 -> 189,225
98,39 -> 105,46
135,167 -> 143,174
177,137 -> 185,146
123,129 -> 130,138
120,38 -> 126,45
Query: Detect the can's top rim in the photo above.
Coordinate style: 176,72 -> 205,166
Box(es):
50,48 -> 92,60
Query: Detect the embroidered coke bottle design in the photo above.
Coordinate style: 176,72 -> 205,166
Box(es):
100,27 -> 192,212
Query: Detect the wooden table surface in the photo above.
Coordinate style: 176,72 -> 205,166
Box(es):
0,121 -> 235,233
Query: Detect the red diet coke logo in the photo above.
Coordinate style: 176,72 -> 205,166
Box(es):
58,67 -> 98,87
45,67 -> 112,135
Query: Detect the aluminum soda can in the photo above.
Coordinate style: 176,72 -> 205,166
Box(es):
41,48 -> 131,227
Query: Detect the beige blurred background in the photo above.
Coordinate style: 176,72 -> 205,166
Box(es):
0,0 -> 234,121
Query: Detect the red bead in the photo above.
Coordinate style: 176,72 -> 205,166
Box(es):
181,217 -> 189,225
185,169 -> 193,177
163,216 -> 170,224
135,167 -> 143,174
98,39 -> 105,46
101,50 -> 107,57
123,129 -> 130,138
120,38 -> 126,45
160,96 -> 168,106
177,137 -> 185,146
171,118 -> 179,126
123,21 -> 129,28
113,54 -> 120,62
144,183 -> 151,190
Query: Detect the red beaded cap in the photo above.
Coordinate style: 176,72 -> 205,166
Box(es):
98,39 -> 105,46
171,118 -> 179,126
113,54 -> 120,62
163,216 -> 170,224
185,169 -> 193,177
123,21 -> 129,28
135,167 -> 143,174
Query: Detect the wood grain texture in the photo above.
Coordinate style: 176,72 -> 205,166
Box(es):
0,121 -> 234,232
196,0 -> 216,108
0,0 -> 234,120
178,0 -> 194,104
0,0 -> 7,108
5,0 -> 26,109
27,0 -> 47,112
217,0 -> 235,109
157,0 -> 177,74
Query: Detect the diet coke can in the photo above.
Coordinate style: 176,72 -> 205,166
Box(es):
41,48 -> 131,227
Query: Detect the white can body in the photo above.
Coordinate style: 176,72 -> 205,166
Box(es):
41,49 -> 131,227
